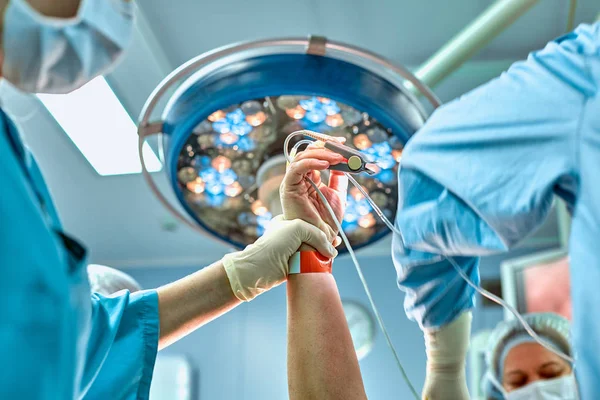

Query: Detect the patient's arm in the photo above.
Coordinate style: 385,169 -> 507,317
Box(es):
287,273 -> 368,400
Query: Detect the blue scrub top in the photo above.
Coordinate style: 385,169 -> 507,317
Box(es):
393,22 -> 599,398
0,108 -> 159,399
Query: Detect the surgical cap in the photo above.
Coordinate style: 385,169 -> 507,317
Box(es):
87,264 -> 142,296
482,313 -> 571,399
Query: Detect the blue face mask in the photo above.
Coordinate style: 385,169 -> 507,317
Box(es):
504,375 -> 579,400
2,0 -> 134,94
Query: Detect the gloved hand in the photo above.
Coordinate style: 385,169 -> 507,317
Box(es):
223,216 -> 338,301
422,312 -> 472,400
281,142 -> 348,244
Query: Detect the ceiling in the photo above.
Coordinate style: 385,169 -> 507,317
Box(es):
5,0 -> 595,268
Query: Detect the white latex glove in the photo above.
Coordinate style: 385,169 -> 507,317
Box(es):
422,312 -> 472,400
223,216 -> 338,301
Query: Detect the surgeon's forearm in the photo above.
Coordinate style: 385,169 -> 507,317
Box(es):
157,261 -> 241,349
287,274 -> 367,400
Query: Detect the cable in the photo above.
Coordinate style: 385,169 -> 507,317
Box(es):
445,254 -> 575,363
291,139 -> 314,159
346,174 -> 397,234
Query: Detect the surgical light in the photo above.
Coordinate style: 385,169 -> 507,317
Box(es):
137,36 -> 439,252
137,37 -> 440,399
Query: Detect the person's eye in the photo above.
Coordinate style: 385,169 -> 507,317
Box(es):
539,363 -> 565,378
505,377 -> 527,390
540,368 -> 564,378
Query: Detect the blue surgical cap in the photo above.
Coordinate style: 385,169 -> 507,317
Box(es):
482,313 -> 571,399
87,264 -> 142,296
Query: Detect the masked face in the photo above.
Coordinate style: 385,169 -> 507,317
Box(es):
500,342 -> 577,399
1,0 -> 134,94
502,342 -> 572,392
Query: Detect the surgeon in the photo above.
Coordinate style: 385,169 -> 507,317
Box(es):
392,22 -> 599,399
0,1 -> 340,398
483,313 -> 577,399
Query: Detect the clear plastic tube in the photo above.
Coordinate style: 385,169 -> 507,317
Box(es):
283,131 -> 307,161
346,174 -> 397,234
291,140 -> 314,159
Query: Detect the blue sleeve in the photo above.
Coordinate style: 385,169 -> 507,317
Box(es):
393,23 -> 593,329
392,169 -> 486,329
83,290 -> 160,400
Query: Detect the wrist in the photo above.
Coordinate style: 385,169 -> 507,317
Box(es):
280,213 -> 337,243
288,251 -> 333,274
424,312 -> 471,372
222,247 -> 286,302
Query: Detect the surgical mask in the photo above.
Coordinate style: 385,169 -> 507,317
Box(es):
2,0 -> 134,94
504,375 -> 579,400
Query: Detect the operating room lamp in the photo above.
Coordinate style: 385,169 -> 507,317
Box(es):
137,36 -> 440,252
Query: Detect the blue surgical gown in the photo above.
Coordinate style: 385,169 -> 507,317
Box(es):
0,108 -> 159,399
393,22 -> 599,398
